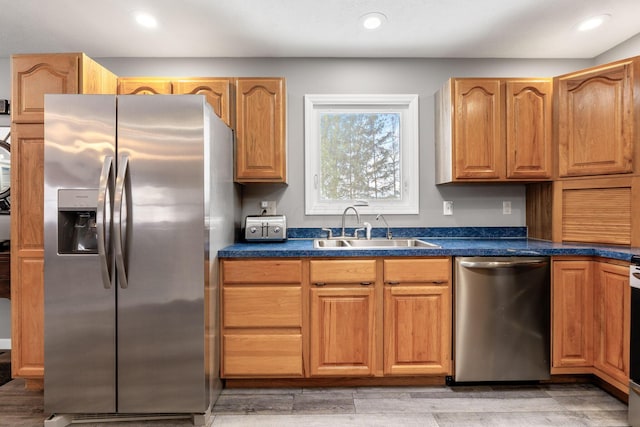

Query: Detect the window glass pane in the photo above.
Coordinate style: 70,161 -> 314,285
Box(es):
319,112 -> 400,202
304,94 -> 418,215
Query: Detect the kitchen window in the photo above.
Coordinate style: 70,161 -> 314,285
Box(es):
304,94 -> 419,215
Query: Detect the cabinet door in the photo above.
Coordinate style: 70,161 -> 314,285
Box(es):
552,260 -> 593,369
117,78 -> 172,94
557,60 -> 634,177
453,79 -> 503,179
594,261 -> 630,386
173,79 -> 232,127
234,78 -> 286,183
11,123 -> 46,384
384,285 -> 451,375
11,53 -> 80,123
505,79 -> 552,179
310,287 -> 375,376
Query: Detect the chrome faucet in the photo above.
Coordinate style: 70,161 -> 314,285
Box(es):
376,214 -> 392,239
341,206 -> 361,238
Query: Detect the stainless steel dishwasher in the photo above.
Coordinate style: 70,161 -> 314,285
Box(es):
454,257 -> 550,382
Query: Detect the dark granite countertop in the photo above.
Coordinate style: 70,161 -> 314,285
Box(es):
218,227 -> 640,261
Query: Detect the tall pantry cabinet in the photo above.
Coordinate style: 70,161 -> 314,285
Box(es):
11,53 -> 117,389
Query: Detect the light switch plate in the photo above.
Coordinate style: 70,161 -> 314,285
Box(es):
443,200 -> 453,216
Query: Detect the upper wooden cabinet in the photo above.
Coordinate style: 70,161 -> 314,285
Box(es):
234,78 -> 287,183
12,53 -> 117,123
117,77 -> 172,95
557,58 -> 637,178
173,79 -> 232,128
436,77 -> 552,183
436,78 -> 503,182
10,53 -> 117,389
117,77 -> 232,127
505,79 -> 553,179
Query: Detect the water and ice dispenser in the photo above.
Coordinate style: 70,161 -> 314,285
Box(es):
57,189 -> 99,254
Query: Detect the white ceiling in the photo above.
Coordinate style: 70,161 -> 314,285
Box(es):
1,0 -> 639,59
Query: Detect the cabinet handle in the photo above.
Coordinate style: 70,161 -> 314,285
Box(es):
431,280 -> 446,284
386,281 -> 400,285
314,282 -> 326,287
360,282 -> 372,286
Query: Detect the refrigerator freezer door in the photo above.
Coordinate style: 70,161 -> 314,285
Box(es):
44,95 -> 117,413
116,95 -> 207,413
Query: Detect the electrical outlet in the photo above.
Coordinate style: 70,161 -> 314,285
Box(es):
443,200 -> 453,216
503,200 -> 512,215
260,200 -> 276,215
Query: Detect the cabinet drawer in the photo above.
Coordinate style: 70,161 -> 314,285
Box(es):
222,259 -> 302,283
223,334 -> 303,377
383,258 -> 450,284
309,259 -> 376,284
223,286 -> 302,327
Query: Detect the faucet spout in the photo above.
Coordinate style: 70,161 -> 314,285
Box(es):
341,206 -> 361,238
376,214 -> 392,239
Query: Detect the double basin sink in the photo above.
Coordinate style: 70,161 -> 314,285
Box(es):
313,238 -> 440,249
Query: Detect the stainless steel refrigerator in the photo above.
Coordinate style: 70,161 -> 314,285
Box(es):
43,94 -> 239,422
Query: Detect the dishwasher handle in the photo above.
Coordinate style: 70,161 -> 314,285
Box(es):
459,259 -> 547,269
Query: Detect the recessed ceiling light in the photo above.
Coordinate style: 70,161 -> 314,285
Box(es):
360,12 -> 387,30
133,11 -> 158,29
577,14 -> 610,32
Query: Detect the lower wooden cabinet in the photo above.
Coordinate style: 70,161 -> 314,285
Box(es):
552,257 -> 630,393
220,259 -> 304,378
593,261 -> 630,388
223,334 -> 303,377
309,259 -> 377,376
383,258 -> 451,375
552,259 -> 594,370
221,257 -> 454,380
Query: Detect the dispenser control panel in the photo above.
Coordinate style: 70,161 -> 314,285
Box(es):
57,189 -> 99,254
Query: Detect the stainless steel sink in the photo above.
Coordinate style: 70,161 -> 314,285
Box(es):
313,238 -> 440,249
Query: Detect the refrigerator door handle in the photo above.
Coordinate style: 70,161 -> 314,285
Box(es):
97,156 -> 114,289
114,154 -> 129,289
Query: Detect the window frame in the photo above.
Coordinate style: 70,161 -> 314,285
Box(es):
304,94 -> 419,215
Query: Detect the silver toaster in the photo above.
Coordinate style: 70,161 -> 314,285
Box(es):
244,215 -> 287,242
